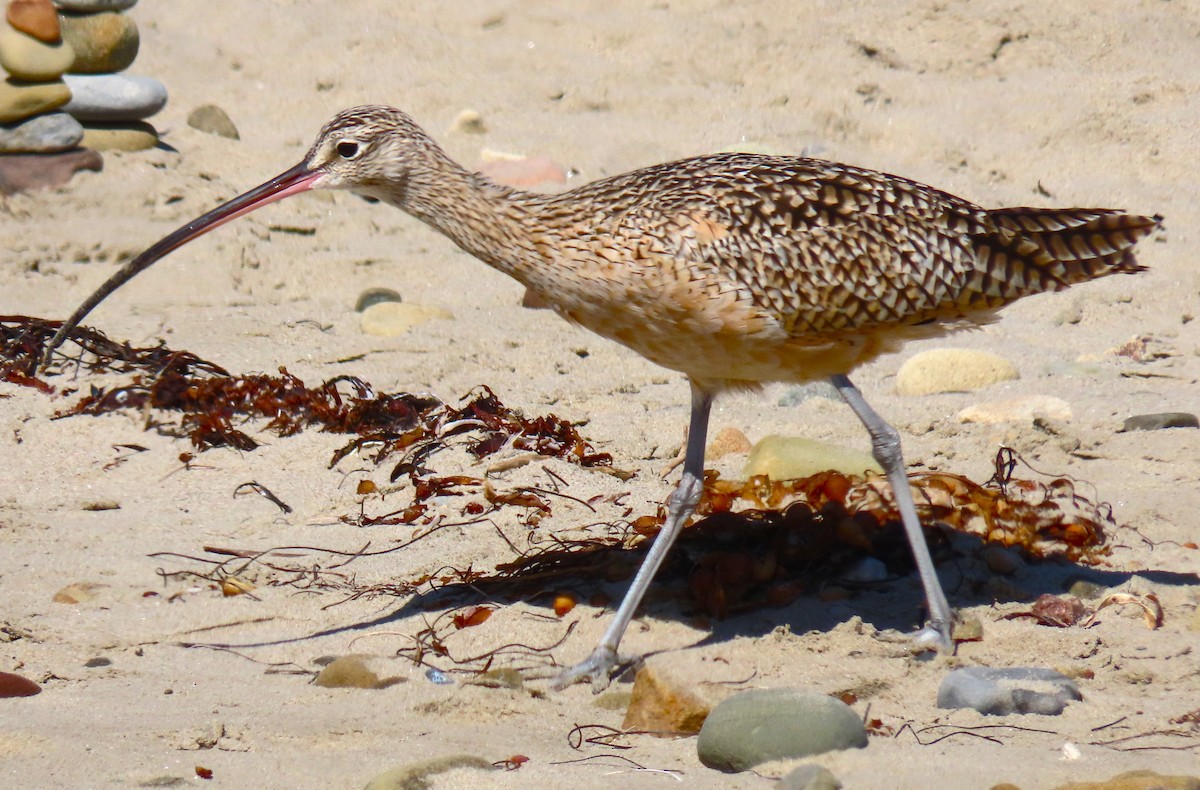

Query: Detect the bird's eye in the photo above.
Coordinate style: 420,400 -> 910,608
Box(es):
336,140 -> 361,159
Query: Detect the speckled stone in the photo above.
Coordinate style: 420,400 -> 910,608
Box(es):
0,76 -> 70,122
0,24 -> 74,80
59,9 -> 138,73
0,110 -> 81,152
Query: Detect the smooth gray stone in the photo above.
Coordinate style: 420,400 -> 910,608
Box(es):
937,667 -> 1081,716
1122,412 -> 1199,432
0,111 -> 83,153
53,1 -> 138,11
776,764 -> 842,790
697,688 -> 867,773
63,74 -> 167,122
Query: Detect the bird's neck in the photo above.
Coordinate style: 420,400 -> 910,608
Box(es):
387,151 -> 548,283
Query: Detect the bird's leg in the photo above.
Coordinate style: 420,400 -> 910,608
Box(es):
551,382 -> 714,691
829,373 -> 955,653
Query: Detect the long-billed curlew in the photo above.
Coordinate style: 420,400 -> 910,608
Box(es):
43,106 -> 1160,689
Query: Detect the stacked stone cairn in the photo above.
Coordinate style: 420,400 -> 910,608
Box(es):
0,0 -> 166,195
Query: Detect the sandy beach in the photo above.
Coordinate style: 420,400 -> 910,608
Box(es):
2,2 -> 1199,787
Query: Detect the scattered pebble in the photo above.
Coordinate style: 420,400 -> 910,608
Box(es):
0,24 -> 74,80
81,499 -> 120,511
937,667 -> 1082,716
776,764 -> 842,790
313,654 -> 402,690
59,9 -> 139,73
62,73 -> 166,121
354,286 -> 402,312
743,434 -> 881,480
186,103 -> 238,139
707,426 -> 751,459
1051,770 -> 1200,790
52,580 -> 106,603
1120,412 -> 1198,432
957,395 -> 1072,424
83,656 -> 111,668
0,75 -> 70,122
0,109 -> 82,151
7,0 -> 60,44
0,670 -> 41,697
79,119 -> 158,151
896,348 -> 1019,396
697,688 -> 867,772
449,108 -> 486,134
363,755 -> 495,790
622,663 -> 730,735
360,302 -> 452,337
0,147 -> 101,194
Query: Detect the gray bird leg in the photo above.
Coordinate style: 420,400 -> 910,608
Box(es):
830,373 -> 955,652
553,381 -> 714,690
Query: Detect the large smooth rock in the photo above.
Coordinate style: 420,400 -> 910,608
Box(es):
896,348 -> 1019,396
0,110 -> 81,152
0,24 -> 74,79
59,9 -> 138,73
697,689 -> 867,772
937,667 -> 1081,716
0,147 -> 101,194
744,434 -> 881,480
62,73 -> 165,120
0,76 -> 70,122
8,0 -> 60,43
79,119 -> 155,150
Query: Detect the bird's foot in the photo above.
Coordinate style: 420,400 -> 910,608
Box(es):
549,645 -> 638,693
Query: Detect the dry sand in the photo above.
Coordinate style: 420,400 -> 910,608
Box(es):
2,2 -> 1199,787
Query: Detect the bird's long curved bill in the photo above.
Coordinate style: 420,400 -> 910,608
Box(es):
40,162 -> 322,370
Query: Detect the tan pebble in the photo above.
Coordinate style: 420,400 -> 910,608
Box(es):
360,302 -> 452,336
707,426 -> 751,459
896,348 -> 1019,396
80,120 -> 158,151
0,76 -> 70,122
59,10 -> 138,73
449,108 -> 486,134
314,654 -> 398,689
6,0 -> 59,44
0,25 -> 74,80
52,581 -> 106,604
957,395 -> 1072,424
81,499 -> 119,511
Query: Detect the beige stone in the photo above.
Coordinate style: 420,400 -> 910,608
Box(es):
896,348 -> 1019,396
0,25 -> 73,80
59,9 -> 138,73
622,662 -> 731,735
360,301 -> 452,336
744,434 -> 881,480
956,394 -> 1072,424
80,120 -> 157,151
0,75 -> 69,122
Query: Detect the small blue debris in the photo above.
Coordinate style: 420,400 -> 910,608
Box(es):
425,668 -> 454,685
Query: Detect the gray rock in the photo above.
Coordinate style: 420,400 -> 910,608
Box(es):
776,764 -> 842,790
62,74 -> 167,121
187,103 -> 239,139
54,0 -> 137,9
697,688 -> 867,773
937,667 -> 1081,716
1121,412 -> 1199,432
0,111 -> 83,153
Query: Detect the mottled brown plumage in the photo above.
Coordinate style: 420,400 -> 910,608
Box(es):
43,105 -> 1161,691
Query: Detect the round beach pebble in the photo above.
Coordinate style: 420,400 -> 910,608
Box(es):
697,688 -> 867,772
8,0 -> 61,43
79,119 -> 155,150
62,73 -> 165,120
59,9 -> 138,73
0,76 -> 70,122
53,0 -> 137,9
896,348 -> 1019,396
0,110 -> 82,152
0,25 -> 74,80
